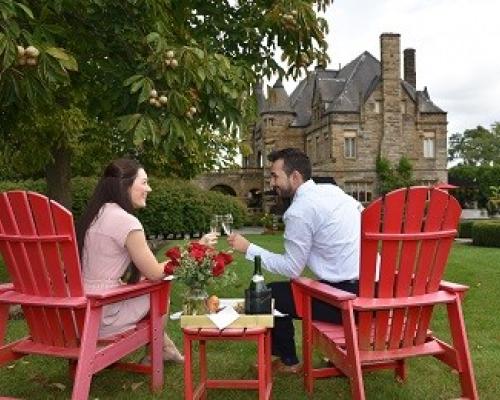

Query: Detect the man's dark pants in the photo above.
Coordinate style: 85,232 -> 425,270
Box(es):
269,279 -> 359,366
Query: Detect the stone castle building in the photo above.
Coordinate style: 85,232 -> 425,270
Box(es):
195,33 -> 448,212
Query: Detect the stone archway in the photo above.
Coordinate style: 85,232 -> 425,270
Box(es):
210,184 -> 237,196
246,188 -> 262,209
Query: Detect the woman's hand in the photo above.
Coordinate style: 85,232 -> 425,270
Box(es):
199,232 -> 218,248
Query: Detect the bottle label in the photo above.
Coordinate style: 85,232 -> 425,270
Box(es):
252,275 -> 264,283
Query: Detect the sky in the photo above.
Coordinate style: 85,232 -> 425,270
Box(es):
281,0 -> 500,137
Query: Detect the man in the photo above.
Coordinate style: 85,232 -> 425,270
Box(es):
228,148 -> 361,373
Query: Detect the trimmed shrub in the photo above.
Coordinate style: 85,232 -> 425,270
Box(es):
0,177 -> 247,237
458,220 -> 475,238
471,221 -> 500,248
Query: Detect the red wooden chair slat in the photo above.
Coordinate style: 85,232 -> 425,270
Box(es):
293,186 -> 478,400
28,192 -> 80,347
0,192 -> 45,343
387,187 -> 428,349
10,192 -> 67,347
0,191 -> 171,399
373,188 -> 405,351
357,199 -> 382,350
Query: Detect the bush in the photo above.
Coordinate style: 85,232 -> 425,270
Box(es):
458,220 -> 475,238
471,221 -> 500,248
0,177 -> 248,237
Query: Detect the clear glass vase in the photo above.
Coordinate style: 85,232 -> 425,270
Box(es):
183,287 -> 208,315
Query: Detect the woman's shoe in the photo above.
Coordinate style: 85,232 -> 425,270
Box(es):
163,333 -> 184,363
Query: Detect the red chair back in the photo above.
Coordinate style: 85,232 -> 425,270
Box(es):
0,191 -> 85,347
357,187 -> 461,351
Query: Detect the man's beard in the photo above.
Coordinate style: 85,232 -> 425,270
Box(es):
275,185 -> 294,199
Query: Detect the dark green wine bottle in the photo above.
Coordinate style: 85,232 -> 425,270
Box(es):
245,255 -> 272,314
249,255 -> 267,292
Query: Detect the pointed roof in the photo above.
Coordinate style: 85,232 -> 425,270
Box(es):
282,49 -> 444,126
262,79 -> 295,114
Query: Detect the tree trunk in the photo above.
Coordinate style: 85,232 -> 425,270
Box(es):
46,145 -> 72,210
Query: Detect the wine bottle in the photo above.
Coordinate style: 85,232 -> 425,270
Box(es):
245,255 -> 272,314
249,255 -> 266,291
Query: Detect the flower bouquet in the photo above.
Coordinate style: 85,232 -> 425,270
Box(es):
164,242 -> 234,315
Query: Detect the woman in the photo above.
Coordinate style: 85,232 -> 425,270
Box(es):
76,158 -> 217,363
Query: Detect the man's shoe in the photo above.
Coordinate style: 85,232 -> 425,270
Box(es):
271,358 -> 303,374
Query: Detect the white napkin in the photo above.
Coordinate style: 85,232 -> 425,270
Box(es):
170,311 -> 183,320
273,309 -> 287,317
207,306 -> 240,329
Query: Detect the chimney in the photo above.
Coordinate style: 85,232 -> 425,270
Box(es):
380,33 -> 402,163
404,48 -> 416,88
380,33 -> 401,83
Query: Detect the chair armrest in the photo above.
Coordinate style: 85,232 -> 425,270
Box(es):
0,291 -> 87,307
0,283 -> 14,293
87,279 -> 170,307
439,280 -> 469,293
292,277 -> 356,309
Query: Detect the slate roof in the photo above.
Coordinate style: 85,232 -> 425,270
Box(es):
261,79 -> 295,114
260,50 -> 444,127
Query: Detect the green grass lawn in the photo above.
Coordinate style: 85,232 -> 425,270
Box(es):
1,237 -> 499,399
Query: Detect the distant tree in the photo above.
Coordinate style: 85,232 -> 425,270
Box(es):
448,164 -> 500,209
376,156 -> 415,195
448,123 -> 500,166
1,1 -> 332,207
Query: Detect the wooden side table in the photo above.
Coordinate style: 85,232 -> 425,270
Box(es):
183,327 -> 272,400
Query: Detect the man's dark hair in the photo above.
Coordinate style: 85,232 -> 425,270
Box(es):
267,148 -> 312,181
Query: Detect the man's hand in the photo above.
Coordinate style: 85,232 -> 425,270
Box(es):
227,233 -> 250,253
199,232 -> 219,248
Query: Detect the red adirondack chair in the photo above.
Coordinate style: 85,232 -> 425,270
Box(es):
0,191 -> 171,399
292,186 -> 478,399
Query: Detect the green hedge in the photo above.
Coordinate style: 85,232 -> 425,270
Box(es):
0,177 -> 247,237
458,220 -> 475,238
471,221 -> 500,248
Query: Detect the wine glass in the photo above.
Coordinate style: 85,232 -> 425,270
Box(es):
209,215 -> 220,234
221,213 -> 233,235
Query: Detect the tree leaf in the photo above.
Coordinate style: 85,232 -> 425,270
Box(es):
59,55 -> 78,71
133,116 -> 148,146
117,113 -> 142,132
45,47 -> 71,61
138,78 -> 153,104
123,74 -> 143,87
14,1 -> 35,19
146,32 -> 160,44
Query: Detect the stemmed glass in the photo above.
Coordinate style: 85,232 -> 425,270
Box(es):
221,213 -> 233,236
209,215 -> 220,234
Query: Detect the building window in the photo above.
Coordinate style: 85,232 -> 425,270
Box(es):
324,131 -> 331,159
423,131 -> 435,158
344,182 -> 373,203
401,100 -> 407,114
315,135 -> 320,161
257,151 -> 263,167
374,100 -> 382,113
344,131 -> 357,159
242,156 -> 248,168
